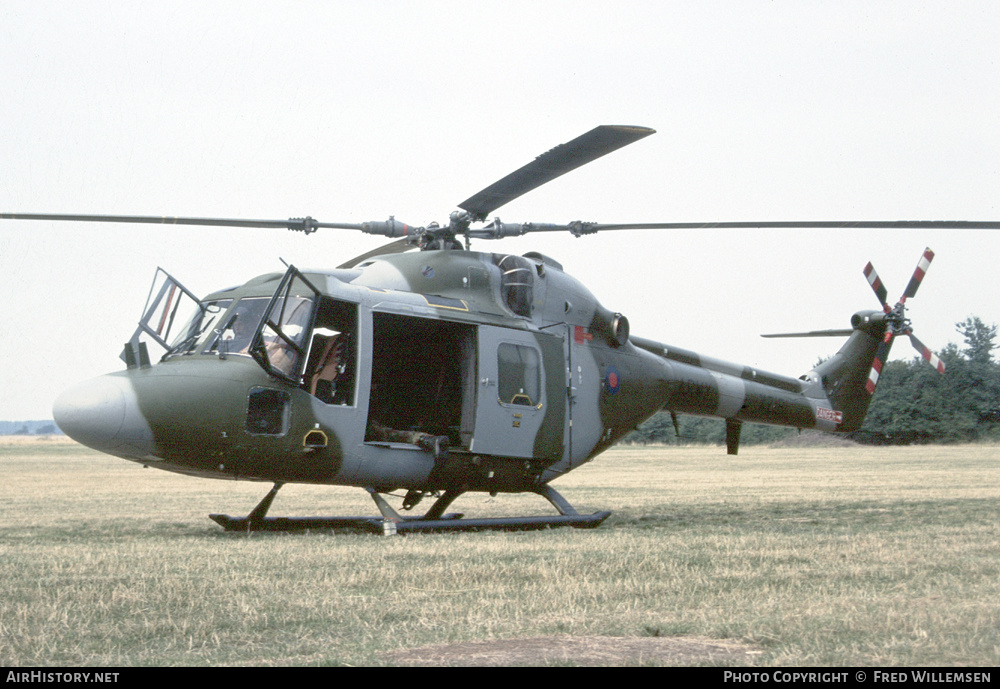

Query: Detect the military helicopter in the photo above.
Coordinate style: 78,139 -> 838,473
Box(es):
4,125 -> 997,534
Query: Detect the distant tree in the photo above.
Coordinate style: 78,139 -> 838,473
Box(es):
625,412 -> 676,444
956,316 -> 998,365
624,413 -> 798,446
855,316 -> 1000,444
954,317 -> 1000,439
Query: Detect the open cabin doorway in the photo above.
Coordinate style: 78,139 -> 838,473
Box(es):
365,312 -> 477,449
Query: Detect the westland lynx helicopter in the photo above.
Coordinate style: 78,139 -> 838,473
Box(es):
4,125 -> 996,534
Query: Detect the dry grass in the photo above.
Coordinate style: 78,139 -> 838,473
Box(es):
1,437 -> 998,666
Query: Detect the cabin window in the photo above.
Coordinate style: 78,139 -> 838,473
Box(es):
493,254 -> 534,317
497,343 -> 541,406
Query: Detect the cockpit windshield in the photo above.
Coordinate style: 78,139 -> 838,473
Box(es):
166,299 -> 233,356
165,296 -> 287,359
205,297 -> 271,357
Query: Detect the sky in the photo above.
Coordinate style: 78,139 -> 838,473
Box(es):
1,0 -> 999,420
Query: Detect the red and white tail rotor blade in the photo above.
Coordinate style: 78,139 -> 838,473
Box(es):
908,332 -> 946,374
863,262 -> 891,312
865,331 -> 895,395
901,247 -> 934,303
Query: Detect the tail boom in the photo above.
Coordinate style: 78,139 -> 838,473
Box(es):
632,311 -> 890,439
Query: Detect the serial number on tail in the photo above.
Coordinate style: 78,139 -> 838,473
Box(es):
816,407 -> 844,424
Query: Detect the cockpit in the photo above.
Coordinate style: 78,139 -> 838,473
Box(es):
126,267 -> 358,407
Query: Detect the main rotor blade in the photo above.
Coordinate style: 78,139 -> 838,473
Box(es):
336,237 -> 415,269
0,212 -> 367,232
472,218 -> 1000,240
0,212 -> 301,228
577,220 -> 1000,232
457,125 -> 655,221
761,329 -> 854,338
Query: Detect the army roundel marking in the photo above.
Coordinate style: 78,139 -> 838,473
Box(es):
605,365 -> 621,395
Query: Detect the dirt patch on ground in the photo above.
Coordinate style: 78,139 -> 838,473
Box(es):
386,635 -> 761,666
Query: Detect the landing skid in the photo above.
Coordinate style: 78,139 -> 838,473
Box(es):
208,483 -> 612,534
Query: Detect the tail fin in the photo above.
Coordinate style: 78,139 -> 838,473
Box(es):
813,311 -> 891,431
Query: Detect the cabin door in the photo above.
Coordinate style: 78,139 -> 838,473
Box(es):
473,326 -> 562,459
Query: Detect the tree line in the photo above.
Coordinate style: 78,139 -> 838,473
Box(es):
625,316 -> 1000,446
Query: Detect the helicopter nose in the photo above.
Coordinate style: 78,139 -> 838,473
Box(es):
53,374 -> 157,459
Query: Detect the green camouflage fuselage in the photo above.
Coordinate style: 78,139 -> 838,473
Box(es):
54,248 -> 888,495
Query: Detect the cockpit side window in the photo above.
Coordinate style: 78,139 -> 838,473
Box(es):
132,268 -> 212,360
252,295 -> 314,379
302,298 -> 358,406
248,267 -> 321,384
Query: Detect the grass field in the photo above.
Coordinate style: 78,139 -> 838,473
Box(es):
1,436 -> 998,666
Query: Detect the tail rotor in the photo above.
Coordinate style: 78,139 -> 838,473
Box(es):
862,247 -> 945,395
